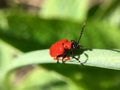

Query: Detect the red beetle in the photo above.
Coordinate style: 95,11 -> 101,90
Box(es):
49,22 -> 86,63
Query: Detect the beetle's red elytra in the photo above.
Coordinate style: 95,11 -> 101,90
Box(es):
49,22 -> 86,63
50,39 -> 72,61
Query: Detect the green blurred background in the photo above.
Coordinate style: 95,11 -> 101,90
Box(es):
0,0 -> 120,90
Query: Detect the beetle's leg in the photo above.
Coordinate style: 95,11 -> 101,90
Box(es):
57,60 -> 59,64
62,54 -> 67,64
79,45 -> 92,51
71,50 -> 84,66
56,56 -> 60,64
56,55 -> 66,64
72,56 -> 84,66
82,53 -> 88,64
79,45 -> 84,49
62,59 -> 65,64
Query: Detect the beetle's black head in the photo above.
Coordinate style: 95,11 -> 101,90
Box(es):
71,40 -> 79,49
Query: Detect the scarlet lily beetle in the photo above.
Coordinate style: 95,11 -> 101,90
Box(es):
49,22 -> 86,64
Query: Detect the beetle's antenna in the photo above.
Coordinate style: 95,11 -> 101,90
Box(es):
77,22 -> 86,44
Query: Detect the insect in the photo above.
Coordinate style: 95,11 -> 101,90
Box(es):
49,22 -> 86,64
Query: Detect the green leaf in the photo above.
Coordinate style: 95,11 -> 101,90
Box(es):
0,40 -> 22,90
0,11 -> 9,30
0,10 -> 120,51
0,49 -> 120,89
12,67 -> 80,90
40,0 -> 89,22
8,49 -> 120,71
0,49 -> 119,81
0,40 -> 22,70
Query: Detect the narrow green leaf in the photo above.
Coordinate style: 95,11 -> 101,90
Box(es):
0,40 -> 22,90
1,49 -> 120,89
9,49 -> 120,71
0,40 -> 22,70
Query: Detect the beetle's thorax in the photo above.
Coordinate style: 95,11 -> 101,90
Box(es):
63,41 -> 72,49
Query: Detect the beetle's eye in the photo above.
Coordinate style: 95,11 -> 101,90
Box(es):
71,40 -> 78,49
72,43 -> 77,48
